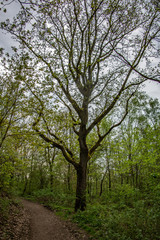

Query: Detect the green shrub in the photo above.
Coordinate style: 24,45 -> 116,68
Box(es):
72,197 -> 160,240
25,188 -> 75,209
22,186 -> 160,240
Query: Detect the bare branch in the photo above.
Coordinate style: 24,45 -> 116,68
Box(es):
89,89 -> 137,156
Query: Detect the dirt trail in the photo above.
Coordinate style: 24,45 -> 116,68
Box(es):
22,199 -> 89,240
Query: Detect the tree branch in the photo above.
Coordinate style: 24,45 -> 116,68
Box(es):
89,90 -> 136,156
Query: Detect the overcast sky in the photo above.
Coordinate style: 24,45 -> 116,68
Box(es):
0,1 -> 160,101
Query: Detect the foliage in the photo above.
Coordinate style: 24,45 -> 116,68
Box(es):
29,188 -> 74,206
24,188 -> 75,216
1,0 -> 160,211
21,183 -> 160,240
72,186 -> 160,240
0,4 -> 160,240
0,141 -> 26,194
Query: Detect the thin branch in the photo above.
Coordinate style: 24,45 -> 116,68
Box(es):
32,110 -> 79,169
89,90 -> 137,157
42,113 -> 75,159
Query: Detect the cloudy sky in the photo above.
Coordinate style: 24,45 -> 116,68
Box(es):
0,0 -> 160,101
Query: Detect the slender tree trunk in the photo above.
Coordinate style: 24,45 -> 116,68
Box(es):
108,169 -> 111,191
99,178 -> 103,197
129,152 -> 134,187
87,168 -> 90,195
28,154 -> 33,194
131,166 -> 134,187
107,159 -> 111,191
126,175 -> 129,184
121,174 -> 123,185
128,138 -> 134,186
67,163 -> 71,191
96,177 -> 98,196
22,176 -> 28,196
50,167 -> 53,191
99,169 -> 107,196
135,164 -> 138,188
40,167 -> 44,189
87,161 -> 92,197
45,147 -> 56,191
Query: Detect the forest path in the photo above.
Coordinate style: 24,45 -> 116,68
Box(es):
22,199 -> 88,240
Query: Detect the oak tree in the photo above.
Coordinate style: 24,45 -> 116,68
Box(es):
1,0 -> 160,210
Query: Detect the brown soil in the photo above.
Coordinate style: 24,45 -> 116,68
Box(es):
0,200 -> 30,240
21,199 -> 90,240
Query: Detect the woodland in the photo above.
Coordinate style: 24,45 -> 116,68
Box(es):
0,0 -> 160,239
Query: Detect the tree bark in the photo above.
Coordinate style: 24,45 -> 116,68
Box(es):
67,163 -> 71,191
107,158 -> 111,191
135,164 -> 139,188
99,168 -> 107,196
75,140 -> 88,212
22,176 -> 28,196
75,164 -> 87,212
87,165 -> 90,196
121,174 -> 124,185
49,168 -> 53,191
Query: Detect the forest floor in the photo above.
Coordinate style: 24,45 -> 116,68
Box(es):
0,199 -> 91,240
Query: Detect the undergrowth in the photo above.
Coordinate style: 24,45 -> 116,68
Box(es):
22,184 -> 160,240
24,189 -> 74,217
0,196 -> 12,224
